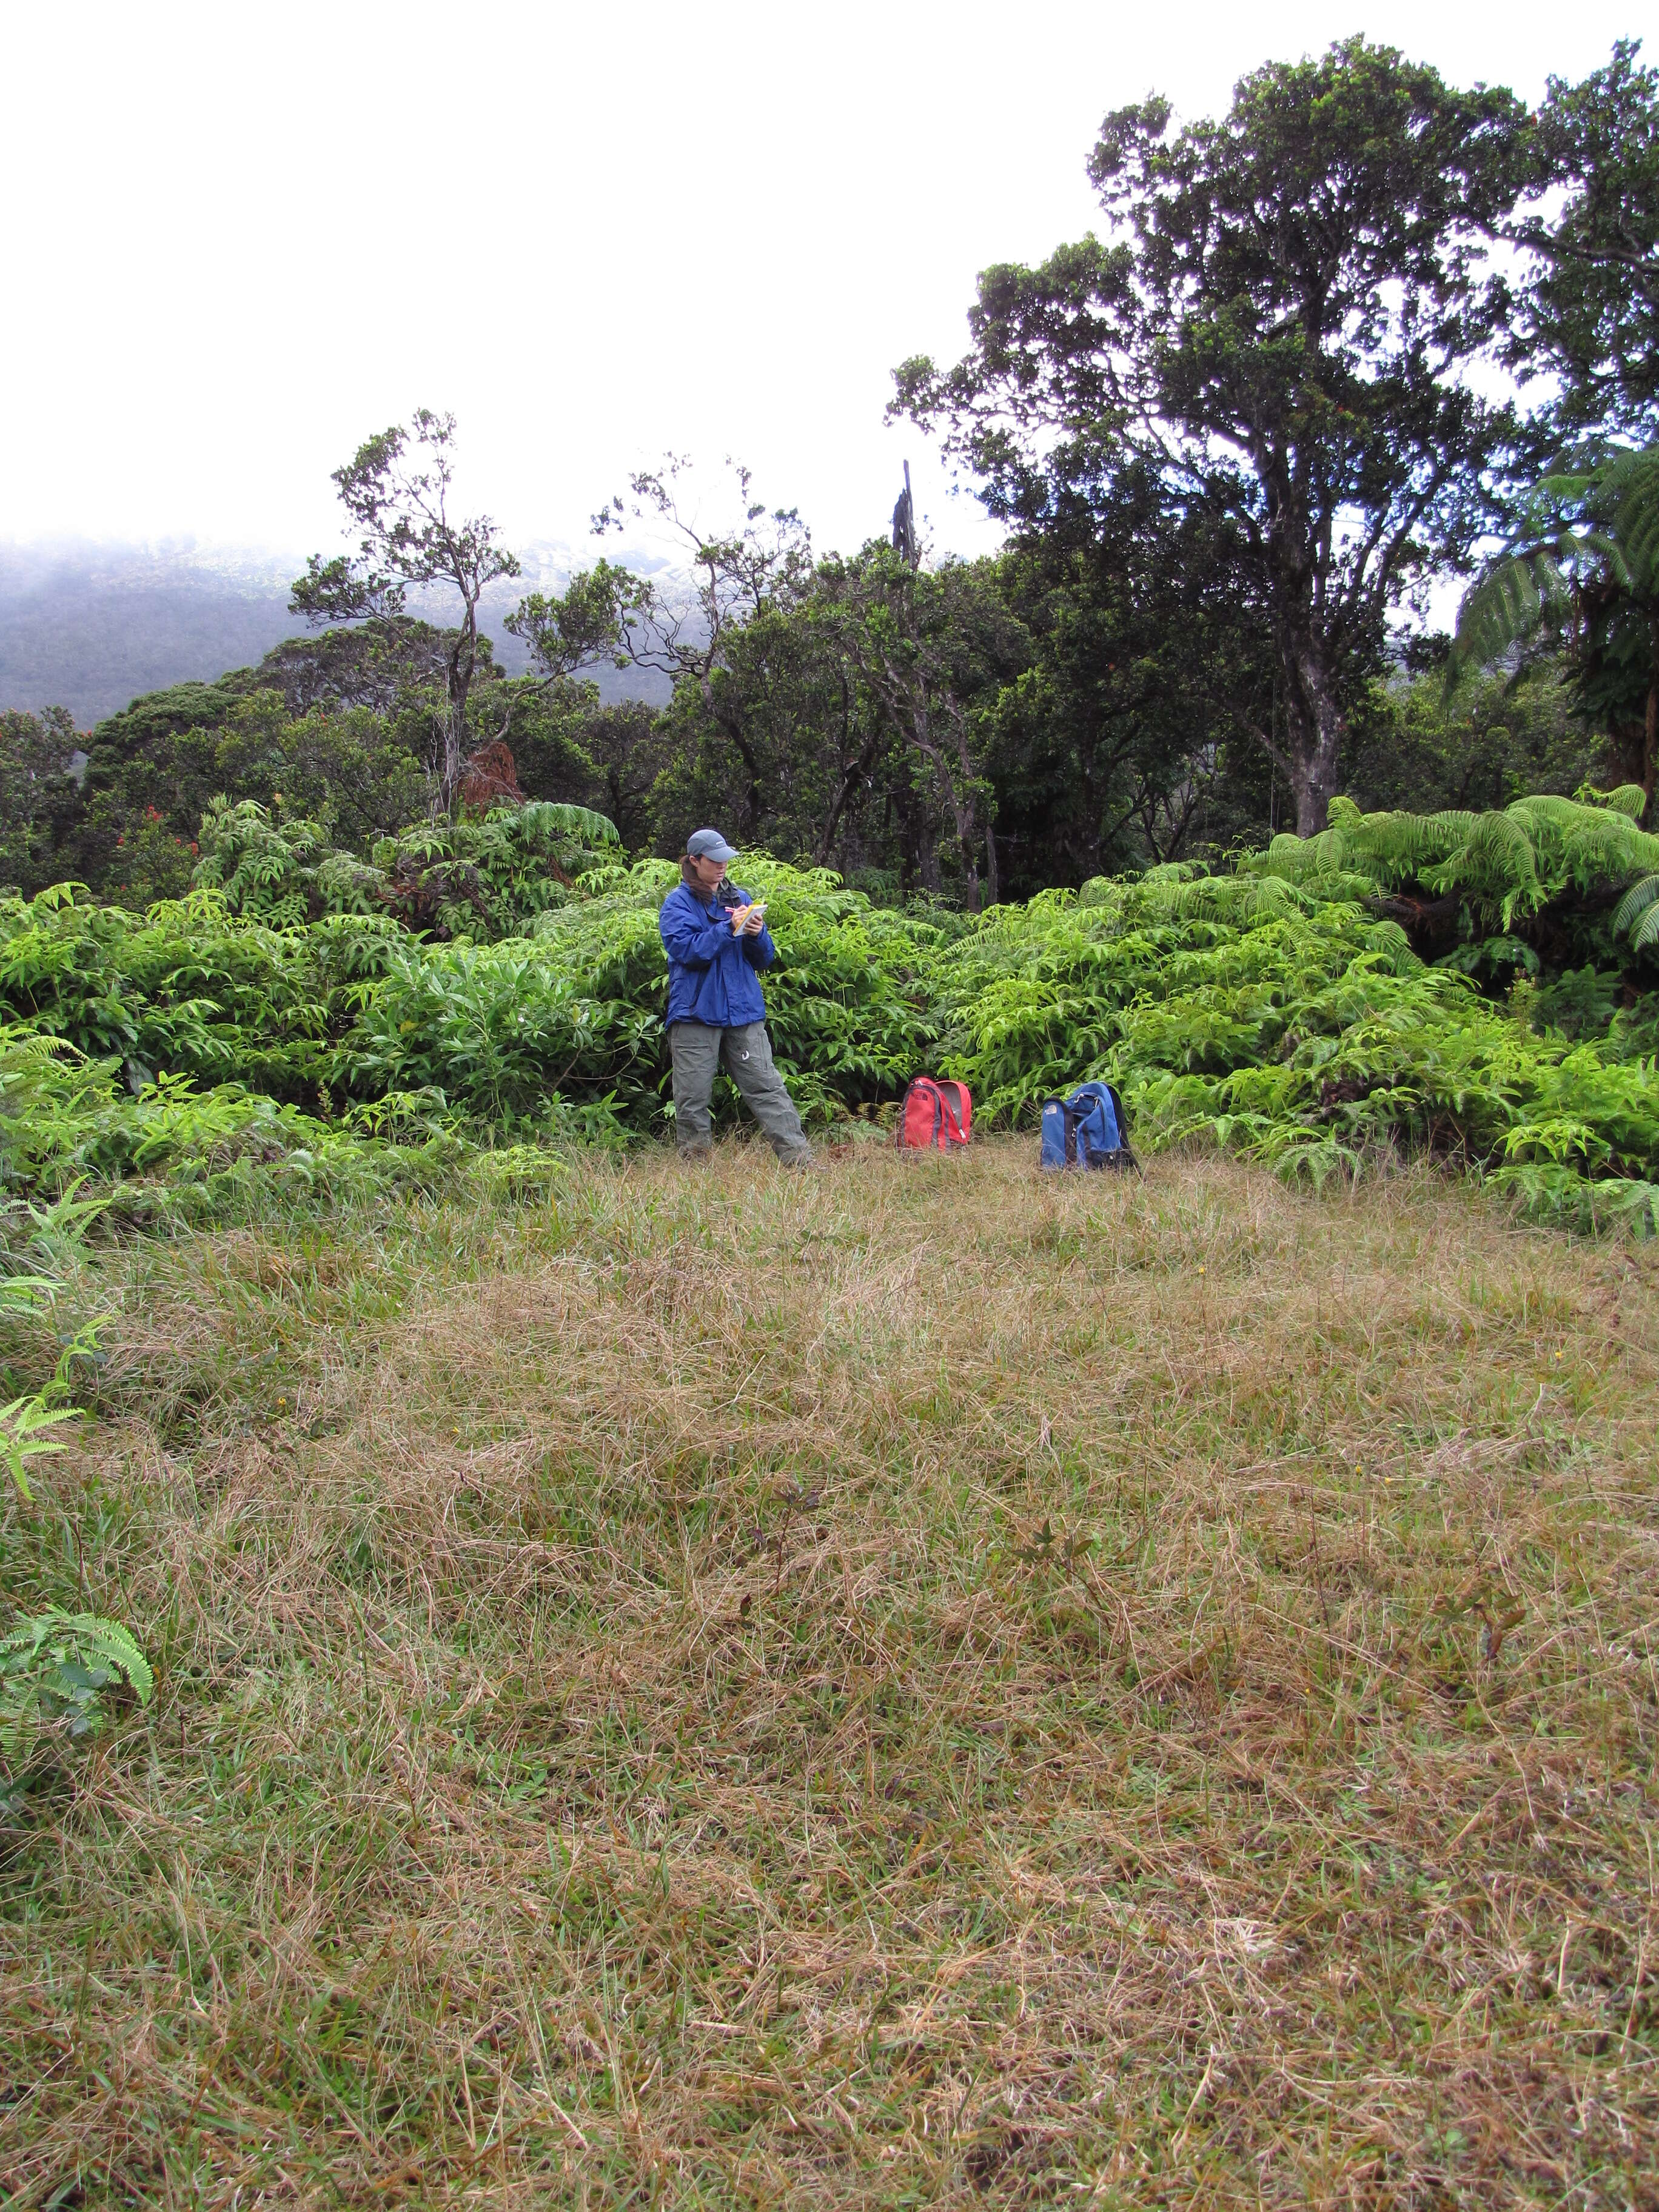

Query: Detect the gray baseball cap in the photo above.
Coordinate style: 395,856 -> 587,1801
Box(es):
686,827 -> 739,863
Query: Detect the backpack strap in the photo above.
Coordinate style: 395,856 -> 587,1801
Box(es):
894,1079 -> 914,1148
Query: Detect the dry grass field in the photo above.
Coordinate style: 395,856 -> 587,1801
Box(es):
2,1137 -> 1657,2208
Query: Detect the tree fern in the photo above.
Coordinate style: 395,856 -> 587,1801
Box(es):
1615,874 -> 1659,952
1582,783 -> 1649,820
1250,791 -> 1659,927
514,801 -> 622,850
1600,446 -> 1659,586
1450,441 -> 1659,684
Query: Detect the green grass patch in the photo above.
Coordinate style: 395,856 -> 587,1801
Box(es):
0,1142 -> 1655,2203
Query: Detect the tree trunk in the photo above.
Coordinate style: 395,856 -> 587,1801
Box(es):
441,595 -> 481,818
894,778 -> 939,896
1281,649 -> 1346,836
817,674 -> 880,866
699,666 -> 764,837
941,709 -> 984,913
1644,610 -> 1658,814
818,740 -> 881,866
727,721 -> 764,836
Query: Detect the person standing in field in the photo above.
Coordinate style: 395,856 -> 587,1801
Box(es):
659,828 -> 817,1165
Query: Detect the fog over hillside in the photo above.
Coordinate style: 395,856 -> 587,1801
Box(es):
0,539 -> 673,726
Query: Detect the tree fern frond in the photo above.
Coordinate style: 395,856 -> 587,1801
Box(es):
1259,833 -> 1312,871
1561,529 -> 1632,588
1580,783 -> 1649,820
1449,553 -> 1560,676
1418,809 -> 1481,845
1461,811 -> 1543,885
1511,469 -> 1598,529
1362,919 -> 1422,974
1511,795 -> 1659,874
1614,874 -> 1659,941
1418,811 -> 1542,923
515,802 -> 622,848
1134,873 -> 1305,923
1449,441 -> 1659,689
1245,874 -> 1313,916
1344,808 -> 1473,883
1598,443 -> 1659,588
1505,802 -> 1646,908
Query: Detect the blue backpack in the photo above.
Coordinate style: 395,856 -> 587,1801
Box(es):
1040,1081 -> 1137,1173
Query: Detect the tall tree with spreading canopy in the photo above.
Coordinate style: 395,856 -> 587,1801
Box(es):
1509,38 -> 1659,441
984,469 -> 1283,882
892,38 -> 1533,833
1453,46 -> 1659,800
291,412 -> 520,817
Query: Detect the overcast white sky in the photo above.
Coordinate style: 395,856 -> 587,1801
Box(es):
2,0 -> 1643,569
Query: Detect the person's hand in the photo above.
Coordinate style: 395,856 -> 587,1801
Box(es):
729,902 -> 751,934
742,904 -> 766,936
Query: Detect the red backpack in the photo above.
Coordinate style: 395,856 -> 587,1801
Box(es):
894,1076 -> 972,1150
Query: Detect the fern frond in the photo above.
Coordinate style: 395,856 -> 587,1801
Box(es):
1447,441 -> 1657,698
1349,809 -> 1475,880
1419,811 -> 1543,923
1449,552 -> 1562,675
1615,874 -> 1659,951
1511,468 -> 1598,527
1580,783 -> 1649,820
1510,796 -> 1659,895
1600,444 -> 1659,590
0,1610 -> 153,1706
515,802 -> 622,848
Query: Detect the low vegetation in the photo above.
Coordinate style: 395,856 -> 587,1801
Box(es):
0,1142 -> 1654,2203
2,773 -> 1656,2198
4,785 -> 1657,1241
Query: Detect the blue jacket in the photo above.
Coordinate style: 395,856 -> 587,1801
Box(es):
659,881 -> 777,1030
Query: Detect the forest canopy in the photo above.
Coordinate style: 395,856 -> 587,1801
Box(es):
2,39 -> 1655,916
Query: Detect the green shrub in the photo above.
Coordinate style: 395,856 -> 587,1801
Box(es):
1,791 -> 1657,1233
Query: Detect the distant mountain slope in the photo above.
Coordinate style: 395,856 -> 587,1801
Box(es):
0,539 -> 671,725
0,541 -> 303,724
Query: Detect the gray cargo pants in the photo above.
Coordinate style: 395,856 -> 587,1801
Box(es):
669,1020 -> 811,1161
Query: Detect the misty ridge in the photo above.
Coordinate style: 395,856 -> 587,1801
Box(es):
0,537 -> 674,726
